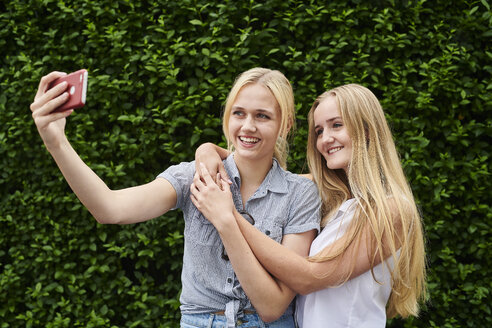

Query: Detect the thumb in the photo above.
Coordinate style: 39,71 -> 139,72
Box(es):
219,163 -> 232,184
220,176 -> 231,192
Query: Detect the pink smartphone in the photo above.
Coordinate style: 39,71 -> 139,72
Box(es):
49,69 -> 88,112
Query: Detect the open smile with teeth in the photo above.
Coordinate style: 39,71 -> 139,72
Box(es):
240,136 -> 260,144
328,146 -> 343,154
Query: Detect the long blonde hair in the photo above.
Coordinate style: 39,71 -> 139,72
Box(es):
222,67 -> 295,169
307,84 -> 426,318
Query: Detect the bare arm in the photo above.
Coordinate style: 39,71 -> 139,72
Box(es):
219,210 -> 314,322
30,72 -> 177,224
195,142 -> 231,183
190,166 -> 315,322
235,204 -> 403,295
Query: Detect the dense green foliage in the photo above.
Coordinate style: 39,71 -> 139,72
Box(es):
1,0 -> 490,327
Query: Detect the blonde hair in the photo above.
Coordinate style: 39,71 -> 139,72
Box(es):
222,67 -> 295,169
307,84 -> 426,318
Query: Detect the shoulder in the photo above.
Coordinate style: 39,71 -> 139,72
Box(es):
159,160 -> 195,176
386,195 -> 413,217
383,195 -> 417,237
157,161 -> 196,188
299,173 -> 313,181
276,169 -> 320,208
279,170 -> 321,232
279,168 -> 316,188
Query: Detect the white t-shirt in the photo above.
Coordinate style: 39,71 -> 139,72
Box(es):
296,199 -> 395,328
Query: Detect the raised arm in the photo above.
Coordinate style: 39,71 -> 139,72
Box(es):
30,72 -> 177,224
190,166 -> 314,322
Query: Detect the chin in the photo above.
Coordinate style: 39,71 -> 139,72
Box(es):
326,163 -> 347,171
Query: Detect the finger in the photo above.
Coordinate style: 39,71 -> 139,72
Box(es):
35,71 -> 67,100
32,90 -> 70,117
193,172 -> 206,190
216,173 -> 223,191
31,81 -> 68,114
193,172 -> 207,188
32,82 -> 69,113
34,109 -> 73,129
190,193 -> 200,210
196,160 -> 203,176
220,177 -> 231,193
199,163 -> 215,185
218,164 -> 232,184
193,172 -> 201,187
190,181 -> 201,194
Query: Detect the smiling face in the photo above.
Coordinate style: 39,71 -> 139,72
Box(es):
313,96 -> 352,173
228,83 -> 281,165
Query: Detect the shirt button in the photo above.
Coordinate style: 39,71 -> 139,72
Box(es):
227,278 -> 232,283
265,230 -> 270,236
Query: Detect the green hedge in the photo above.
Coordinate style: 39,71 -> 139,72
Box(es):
1,0 -> 490,327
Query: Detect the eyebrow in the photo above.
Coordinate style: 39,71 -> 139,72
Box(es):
314,116 -> 342,129
232,106 -> 275,114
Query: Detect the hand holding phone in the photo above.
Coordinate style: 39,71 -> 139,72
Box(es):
48,69 -> 88,112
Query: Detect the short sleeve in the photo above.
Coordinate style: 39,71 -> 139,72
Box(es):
157,161 -> 195,210
284,178 -> 321,235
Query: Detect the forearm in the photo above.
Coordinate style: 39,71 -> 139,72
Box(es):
201,142 -> 230,160
214,144 -> 230,159
235,210 -> 383,294
47,137 -> 123,222
233,211 -> 318,295
31,71 -> 174,224
216,213 -> 296,322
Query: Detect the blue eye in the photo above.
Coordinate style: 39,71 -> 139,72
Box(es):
333,122 -> 343,128
257,113 -> 270,119
315,129 -> 323,136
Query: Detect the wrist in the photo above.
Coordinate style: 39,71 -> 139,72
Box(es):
45,135 -> 70,154
196,142 -> 215,155
215,212 -> 237,234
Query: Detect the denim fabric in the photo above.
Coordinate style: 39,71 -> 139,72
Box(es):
180,312 -> 295,328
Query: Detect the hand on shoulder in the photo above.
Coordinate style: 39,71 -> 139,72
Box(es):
299,173 -> 313,181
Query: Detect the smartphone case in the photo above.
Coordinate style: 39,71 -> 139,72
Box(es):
49,69 -> 88,112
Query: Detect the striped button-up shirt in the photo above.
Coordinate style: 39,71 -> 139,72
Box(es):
158,154 -> 321,326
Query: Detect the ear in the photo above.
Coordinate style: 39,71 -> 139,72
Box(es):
285,114 -> 294,134
286,121 -> 292,134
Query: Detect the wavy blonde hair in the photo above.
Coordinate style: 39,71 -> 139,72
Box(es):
222,67 -> 295,169
306,84 -> 426,318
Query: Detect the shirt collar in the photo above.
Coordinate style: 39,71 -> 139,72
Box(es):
339,198 -> 357,213
224,154 -> 241,186
224,153 -> 289,194
329,198 -> 357,224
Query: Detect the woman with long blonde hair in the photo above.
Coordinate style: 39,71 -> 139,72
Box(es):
191,83 -> 426,327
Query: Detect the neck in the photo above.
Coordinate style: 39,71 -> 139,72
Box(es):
233,153 -> 273,197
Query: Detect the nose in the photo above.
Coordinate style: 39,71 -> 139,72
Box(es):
322,132 -> 334,144
242,115 -> 257,132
